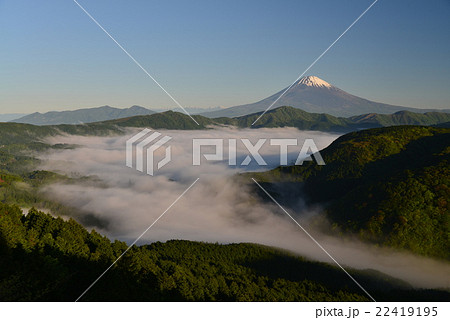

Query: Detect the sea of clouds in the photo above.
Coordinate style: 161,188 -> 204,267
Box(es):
37,127 -> 450,289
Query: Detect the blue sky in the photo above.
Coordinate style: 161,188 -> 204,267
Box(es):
1,0 -> 449,113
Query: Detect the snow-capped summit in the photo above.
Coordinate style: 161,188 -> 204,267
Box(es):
297,76 -> 332,88
201,75 -> 438,118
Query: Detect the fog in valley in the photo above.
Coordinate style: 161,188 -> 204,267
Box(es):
37,127 -> 450,289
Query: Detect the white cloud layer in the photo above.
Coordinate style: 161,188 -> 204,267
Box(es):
38,127 -> 450,289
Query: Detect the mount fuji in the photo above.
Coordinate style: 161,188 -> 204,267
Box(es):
202,76 -> 448,118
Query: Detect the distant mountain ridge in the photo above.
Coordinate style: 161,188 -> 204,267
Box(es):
8,75 -> 449,124
2,107 -> 450,146
98,106 -> 450,132
201,76 -> 450,118
8,106 -> 228,125
0,113 -> 27,123
10,105 -> 155,125
151,106 -> 225,115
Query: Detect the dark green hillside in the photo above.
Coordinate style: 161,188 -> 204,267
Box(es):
251,126 -> 450,259
231,106 -> 353,131
102,111 -> 215,129
231,106 -> 450,131
51,122 -> 122,136
0,122 -> 122,146
349,111 -> 450,127
0,122 -> 112,209
0,203 -> 447,301
0,123 -> 57,145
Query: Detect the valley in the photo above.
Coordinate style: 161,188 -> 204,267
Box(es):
0,114 -> 449,301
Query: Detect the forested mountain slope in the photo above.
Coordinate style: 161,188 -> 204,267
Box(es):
250,126 -> 450,260
1,204 -> 447,301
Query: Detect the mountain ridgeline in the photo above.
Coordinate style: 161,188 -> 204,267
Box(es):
1,107 -> 450,154
6,76 -> 449,126
201,76 -> 450,118
250,126 -> 450,260
10,105 -> 155,125
101,106 -> 450,132
228,106 -> 450,131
